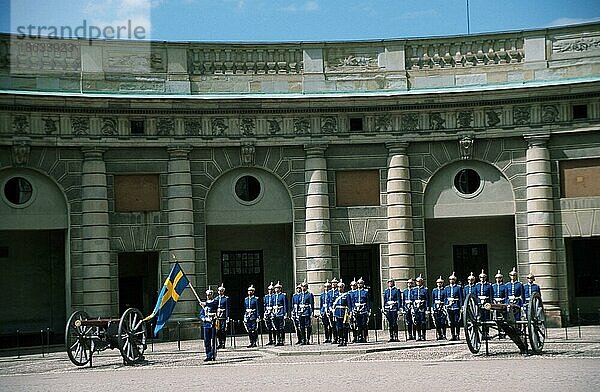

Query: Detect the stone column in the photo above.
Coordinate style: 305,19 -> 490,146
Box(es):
81,147 -> 112,316
386,142 -> 415,286
525,134 -> 561,323
304,144 -> 332,293
167,146 -> 197,318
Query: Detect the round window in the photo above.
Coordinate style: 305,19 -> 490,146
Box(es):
453,169 -> 481,195
235,175 -> 261,203
4,177 -> 33,205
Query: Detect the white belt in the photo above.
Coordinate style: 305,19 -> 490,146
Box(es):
405,300 -> 412,304
386,301 -> 397,305
508,296 -> 516,300
478,296 -> 488,301
299,304 -> 309,309
246,309 -> 256,313
434,300 -> 442,304
447,298 -> 455,303
493,298 -> 504,303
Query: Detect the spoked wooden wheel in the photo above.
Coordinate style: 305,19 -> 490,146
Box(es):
527,292 -> 546,354
463,294 -> 482,354
65,310 -> 93,366
118,308 -> 147,365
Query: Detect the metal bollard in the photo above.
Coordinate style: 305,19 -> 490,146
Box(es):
577,307 -> 581,338
177,321 -> 181,351
16,329 -> 20,359
40,329 -> 44,357
46,328 -> 50,354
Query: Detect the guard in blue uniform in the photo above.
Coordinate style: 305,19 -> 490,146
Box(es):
328,278 -> 340,344
354,277 -> 370,343
320,280 -> 332,343
272,281 -> 287,346
463,272 -> 477,299
383,278 -> 401,342
413,274 -> 429,341
505,267 -> 524,321
444,272 -> 463,341
349,278 -> 358,342
199,287 -> 219,361
298,281 -> 314,345
431,276 -> 447,340
492,270 -> 508,305
263,282 -> 275,345
402,278 -> 416,340
523,272 -> 541,313
243,285 -> 260,348
291,283 -> 302,344
475,270 -> 493,335
215,283 -> 230,349
332,280 -> 353,346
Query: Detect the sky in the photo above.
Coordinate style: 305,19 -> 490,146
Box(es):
1,0 -> 599,42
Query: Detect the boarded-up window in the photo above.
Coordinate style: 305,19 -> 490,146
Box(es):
114,175 -> 160,212
560,158 -> 600,198
336,170 -> 380,207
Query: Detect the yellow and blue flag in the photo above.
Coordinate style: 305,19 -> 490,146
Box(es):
144,262 -> 189,336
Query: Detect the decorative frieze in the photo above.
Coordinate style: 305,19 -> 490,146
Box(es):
267,118 -> 282,135
42,117 -> 59,135
104,48 -> 166,73
320,116 -> 338,134
184,119 -> 202,136
211,118 -> 228,136
239,117 -> 256,137
293,118 -> 311,135
541,105 -> 559,123
156,118 -> 175,136
325,47 -> 382,73
514,106 -> 531,126
486,110 -> 502,127
552,33 -> 600,53
189,46 -> 303,75
374,114 -> 392,132
429,112 -> 445,130
405,36 -> 524,69
12,115 -> 29,134
400,113 -> 419,131
71,117 -> 89,136
100,118 -> 118,136
457,111 -> 473,128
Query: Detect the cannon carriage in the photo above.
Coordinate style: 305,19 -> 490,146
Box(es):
462,292 -> 546,355
65,308 -> 147,366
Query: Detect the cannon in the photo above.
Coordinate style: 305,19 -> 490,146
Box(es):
462,292 -> 546,355
65,308 -> 147,366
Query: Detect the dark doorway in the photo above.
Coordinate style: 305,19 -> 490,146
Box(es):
453,244 -> 488,285
221,250 -> 264,321
0,229 -> 66,348
339,245 -> 381,328
118,252 -> 159,316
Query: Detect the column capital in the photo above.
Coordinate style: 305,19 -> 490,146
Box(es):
81,147 -> 105,161
167,145 -> 192,159
304,143 -> 328,157
524,134 -> 550,148
386,142 -> 409,155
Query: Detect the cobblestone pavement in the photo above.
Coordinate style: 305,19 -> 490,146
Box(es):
1,326 -> 599,392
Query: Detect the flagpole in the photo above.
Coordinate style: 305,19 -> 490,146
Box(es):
171,253 -> 203,306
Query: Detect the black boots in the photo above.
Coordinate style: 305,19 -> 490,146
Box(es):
247,331 -> 258,348
276,330 -> 285,346
267,330 -> 275,345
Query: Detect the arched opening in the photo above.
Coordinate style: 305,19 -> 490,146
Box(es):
423,160 -> 516,286
0,168 -> 68,348
205,167 -> 294,319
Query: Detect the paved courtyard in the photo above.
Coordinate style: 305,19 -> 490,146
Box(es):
1,326 -> 599,391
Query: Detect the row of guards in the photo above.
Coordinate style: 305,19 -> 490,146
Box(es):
144,256 -> 541,362
63,257 -> 544,366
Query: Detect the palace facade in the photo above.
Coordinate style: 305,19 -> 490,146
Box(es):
1,23 -> 600,341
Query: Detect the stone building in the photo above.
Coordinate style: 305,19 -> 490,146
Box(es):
1,23 -> 599,342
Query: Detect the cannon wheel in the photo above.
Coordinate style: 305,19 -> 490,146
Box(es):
527,292 -> 546,354
118,308 -> 147,365
65,310 -> 93,366
463,293 -> 482,354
